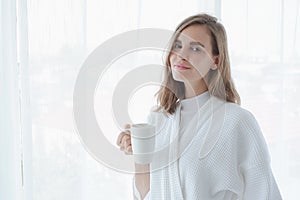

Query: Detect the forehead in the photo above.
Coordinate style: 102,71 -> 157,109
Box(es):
177,24 -> 211,47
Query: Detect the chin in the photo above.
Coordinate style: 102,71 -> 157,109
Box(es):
172,73 -> 203,84
172,74 -> 185,83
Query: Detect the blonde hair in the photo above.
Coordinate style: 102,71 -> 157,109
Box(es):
156,13 -> 240,115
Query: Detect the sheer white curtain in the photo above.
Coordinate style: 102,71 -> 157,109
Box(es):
25,1 -> 220,199
1,0 -> 32,199
222,0 -> 300,198
1,0 -> 299,199
0,1 -> 20,199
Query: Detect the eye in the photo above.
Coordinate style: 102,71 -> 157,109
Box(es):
172,43 -> 182,49
191,46 -> 202,52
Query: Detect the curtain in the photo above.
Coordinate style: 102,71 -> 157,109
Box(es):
1,0 -> 299,199
0,0 -> 32,199
222,1 -> 300,198
0,0 -> 20,199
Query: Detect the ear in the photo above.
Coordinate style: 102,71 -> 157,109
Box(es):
211,55 -> 219,70
213,55 -> 219,65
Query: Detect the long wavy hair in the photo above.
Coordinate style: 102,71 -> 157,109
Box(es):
155,13 -> 240,115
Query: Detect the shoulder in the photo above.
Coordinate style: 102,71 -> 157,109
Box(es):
225,101 -> 253,118
223,101 -> 259,129
208,97 -> 259,131
221,101 -> 264,141
221,102 -> 271,166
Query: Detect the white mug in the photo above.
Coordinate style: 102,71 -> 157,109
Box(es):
126,123 -> 156,164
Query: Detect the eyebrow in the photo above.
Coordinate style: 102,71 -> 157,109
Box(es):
175,39 -> 205,48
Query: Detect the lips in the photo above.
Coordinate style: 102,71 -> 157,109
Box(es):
174,64 -> 190,70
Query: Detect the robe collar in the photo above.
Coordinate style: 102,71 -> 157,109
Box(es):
150,96 -> 227,199
168,96 -> 226,198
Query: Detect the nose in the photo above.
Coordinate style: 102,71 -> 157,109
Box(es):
176,47 -> 189,61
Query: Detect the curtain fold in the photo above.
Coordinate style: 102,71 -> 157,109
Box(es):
0,0 -> 22,199
17,0 -> 33,199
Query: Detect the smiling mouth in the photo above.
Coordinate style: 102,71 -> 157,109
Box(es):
174,64 -> 190,70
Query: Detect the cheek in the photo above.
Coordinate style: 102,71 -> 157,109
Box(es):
190,56 -> 211,76
169,54 -> 176,66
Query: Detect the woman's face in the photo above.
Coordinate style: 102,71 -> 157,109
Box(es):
169,24 -> 217,83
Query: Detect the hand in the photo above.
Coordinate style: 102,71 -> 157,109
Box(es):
116,124 -> 133,155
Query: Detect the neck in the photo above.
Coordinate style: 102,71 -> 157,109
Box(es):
184,79 -> 208,99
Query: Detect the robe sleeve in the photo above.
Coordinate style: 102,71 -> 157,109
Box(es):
242,164 -> 282,199
237,109 -> 282,199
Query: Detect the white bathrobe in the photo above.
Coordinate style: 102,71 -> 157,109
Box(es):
133,93 -> 282,200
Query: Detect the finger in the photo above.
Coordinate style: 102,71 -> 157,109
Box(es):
116,132 -> 126,146
124,124 -> 131,129
124,130 -> 131,135
124,138 -> 131,147
124,124 -> 131,134
127,145 -> 132,153
125,146 -> 133,155
121,134 -> 129,146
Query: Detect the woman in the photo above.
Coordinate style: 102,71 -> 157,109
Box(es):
117,13 -> 282,200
